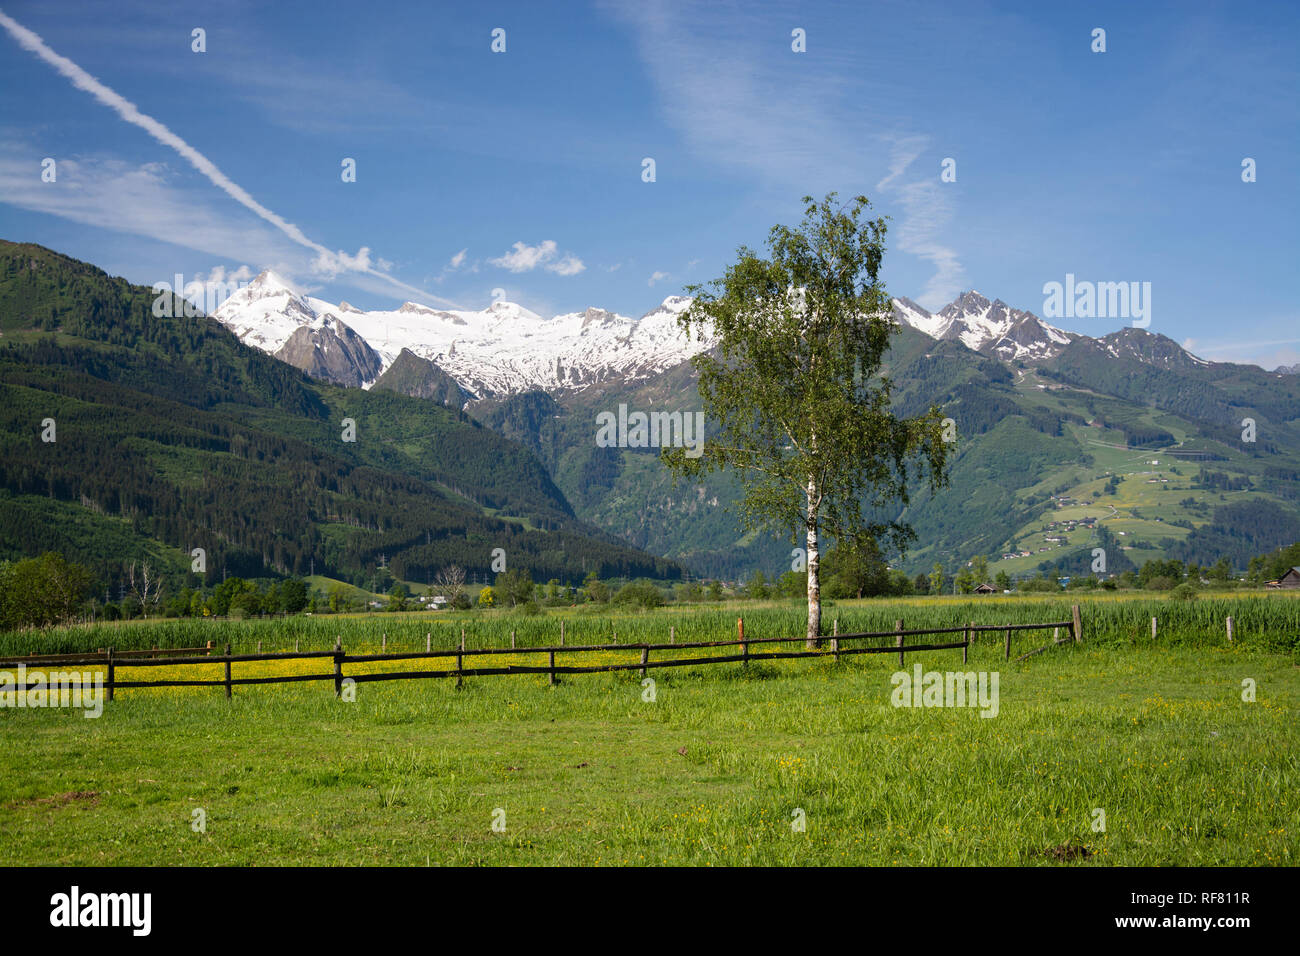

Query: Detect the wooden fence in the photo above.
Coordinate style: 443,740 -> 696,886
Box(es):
0,609 -> 1082,702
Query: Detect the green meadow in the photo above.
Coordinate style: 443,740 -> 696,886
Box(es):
1,593 -> 1296,866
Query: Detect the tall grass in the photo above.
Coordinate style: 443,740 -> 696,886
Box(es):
4,591 -> 1298,657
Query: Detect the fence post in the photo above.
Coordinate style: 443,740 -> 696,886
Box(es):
832,618 -> 839,663
456,636 -> 464,690
106,647 -> 114,702
669,624 -> 675,644
1004,625 -> 1012,661
382,633 -> 386,653
510,629 -> 516,649
426,632 -> 431,653
257,640 -> 262,654
224,643 -> 232,700
963,623 -> 969,664
294,637 -> 299,653
1072,604 -> 1083,643
333,639 -> 343,697
560,620 -> 565,646
1226,616 -> 1233,643
739,617 -> 747,667
548,650 -> 557,686
1151,616 -> 1157,640
895,620 -> 904,667
640,645 -> 649,678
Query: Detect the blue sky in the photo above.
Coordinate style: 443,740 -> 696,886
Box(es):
1,0 -> 1297,366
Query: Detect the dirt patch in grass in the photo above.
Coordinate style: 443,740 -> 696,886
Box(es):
10,790 -> 100,809
1038,842 -> 1092,862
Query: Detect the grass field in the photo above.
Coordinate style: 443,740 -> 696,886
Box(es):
1,594 -> 1297,866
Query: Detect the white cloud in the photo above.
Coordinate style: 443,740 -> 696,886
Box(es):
876,136 -> 965,310
196,264 -> 255,285
648,270 -> 670,286
491,240 -> 558,272
449,248 -> 468,269
549,254 -> 586,276
1186,335 -> 1300,369
489,239 -> 584,276
608,4 -> 965,309
0,9 -> 446,306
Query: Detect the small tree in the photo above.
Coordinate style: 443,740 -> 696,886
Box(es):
434,565 -> 467,605
387,583 -> 409,612
496,568 -> 534,608
582,571 -> 608,604
125,559 -> 164,618
665,194 -> 949,646
929,563 -> 945,596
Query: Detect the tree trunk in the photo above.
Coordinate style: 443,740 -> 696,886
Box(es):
805,480 -> 821,649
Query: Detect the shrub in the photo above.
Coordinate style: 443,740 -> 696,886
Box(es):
612,580 -> 665,609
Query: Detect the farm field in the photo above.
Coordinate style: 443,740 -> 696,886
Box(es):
1,594 -> 1297,866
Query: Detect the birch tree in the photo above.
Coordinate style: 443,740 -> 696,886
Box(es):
664,194 -> 950,647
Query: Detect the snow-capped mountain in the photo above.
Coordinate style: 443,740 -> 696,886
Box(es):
1093,327 -> 1210,371
891,291 -> 1074,362
213,273 -> 1202,401
213,271 -> 700,398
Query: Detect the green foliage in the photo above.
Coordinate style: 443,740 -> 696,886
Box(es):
823,540 -> 892,598
495,568 -> 534,608
0,242 -> 681,588
611,580 -> 666,609
0,552 -> 92,630
663,194 -> 950,641
581,571 -> 608,604
387,584 -> 409,612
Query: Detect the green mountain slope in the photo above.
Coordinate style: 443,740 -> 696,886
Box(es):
471,321 -> 1300,580
0,241 -> 682,588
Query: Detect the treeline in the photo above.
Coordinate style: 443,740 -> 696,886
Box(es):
1168,500 -> 1300,570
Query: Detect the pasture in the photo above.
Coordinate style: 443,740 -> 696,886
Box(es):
1,593 -> 1296,866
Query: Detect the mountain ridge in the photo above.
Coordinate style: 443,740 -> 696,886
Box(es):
213,271 -> 1238,401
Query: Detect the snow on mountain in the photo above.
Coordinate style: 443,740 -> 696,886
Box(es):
892,291 -> 1074,361
215,273 -> 1194,399
1094,327 -> 1211,370
213,272 -> 703,397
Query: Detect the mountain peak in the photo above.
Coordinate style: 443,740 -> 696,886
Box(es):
248,269 -> 295,294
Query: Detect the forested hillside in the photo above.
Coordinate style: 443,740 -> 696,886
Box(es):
469,312 -> 1300,580
0,242 -> 681,589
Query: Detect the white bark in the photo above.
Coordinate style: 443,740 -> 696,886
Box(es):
805,477 -> 821,648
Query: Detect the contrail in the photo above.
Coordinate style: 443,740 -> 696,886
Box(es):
0,8 -> 455,307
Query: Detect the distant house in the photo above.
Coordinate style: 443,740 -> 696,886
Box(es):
974,582 -> 997,595
1279,568 -> 1300,589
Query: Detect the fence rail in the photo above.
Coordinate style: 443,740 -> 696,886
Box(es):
1,609 -> 1082,700
0,642 -> 215,667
